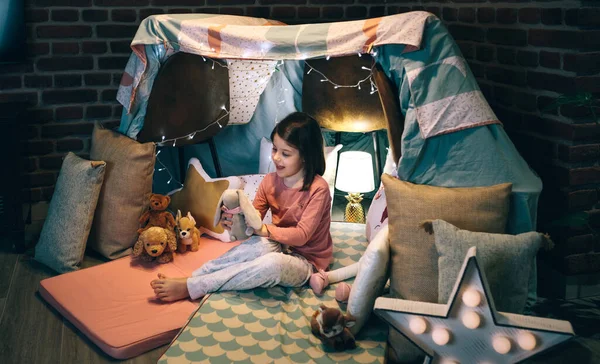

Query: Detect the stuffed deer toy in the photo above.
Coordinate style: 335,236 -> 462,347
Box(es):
214,189 -> 263,242
175,210 -> 200,253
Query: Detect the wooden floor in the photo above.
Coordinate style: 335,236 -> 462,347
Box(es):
0,240 -> 166,364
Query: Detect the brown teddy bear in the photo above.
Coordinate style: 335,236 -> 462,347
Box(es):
138,193 -> 176,234
311,304 -> 356,351
175,210 -> 200,253
133,226 -> 177,263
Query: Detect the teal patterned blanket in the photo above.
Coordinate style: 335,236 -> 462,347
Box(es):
159,222 -> 386,363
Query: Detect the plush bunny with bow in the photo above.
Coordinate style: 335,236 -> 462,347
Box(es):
214,189 -> 263,242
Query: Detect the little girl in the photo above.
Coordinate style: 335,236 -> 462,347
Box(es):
151,112 -> 333,301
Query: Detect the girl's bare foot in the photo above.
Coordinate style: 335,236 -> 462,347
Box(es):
150,273 -> 190,302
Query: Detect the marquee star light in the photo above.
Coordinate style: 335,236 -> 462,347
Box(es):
374,247 -> 575,364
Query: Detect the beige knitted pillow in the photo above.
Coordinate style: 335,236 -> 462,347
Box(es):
89,122 -> 155,259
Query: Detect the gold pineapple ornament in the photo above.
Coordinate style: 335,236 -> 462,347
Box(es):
344,193 -> 365,223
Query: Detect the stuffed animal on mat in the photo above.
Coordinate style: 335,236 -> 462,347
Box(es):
175,209 -> 200,253
214,189 -> 263,242
311,304 -> 356,351
133,226 -> 177,263
138,193 -> 176,234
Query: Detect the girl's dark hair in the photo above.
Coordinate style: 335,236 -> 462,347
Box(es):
271,112 -> 325,191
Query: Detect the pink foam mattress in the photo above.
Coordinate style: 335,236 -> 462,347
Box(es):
39,237 -> 239,359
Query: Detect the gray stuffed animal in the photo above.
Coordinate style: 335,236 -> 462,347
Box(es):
214,189 -> 263,241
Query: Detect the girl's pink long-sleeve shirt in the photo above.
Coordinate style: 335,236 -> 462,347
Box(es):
252,173 -> 333,271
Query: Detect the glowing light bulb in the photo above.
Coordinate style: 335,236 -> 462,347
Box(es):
492,336 -> 511,354
409,317 -> 427,334
161,135 -> 165,141
432,328 -> 450,346
462,289 -> 481,307
461,311 -> 480,329
326,55 -> 330,60
221,105 -> 226,110
172,140 -> 176,147
517,332 -> 537,351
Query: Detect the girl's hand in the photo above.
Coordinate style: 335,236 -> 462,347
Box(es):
220,206 -> 233,231
255,224 -> 270,237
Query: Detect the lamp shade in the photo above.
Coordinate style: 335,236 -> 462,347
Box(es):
335,151 -> 375,193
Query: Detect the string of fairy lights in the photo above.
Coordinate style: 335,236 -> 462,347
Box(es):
154,51 -> 380,187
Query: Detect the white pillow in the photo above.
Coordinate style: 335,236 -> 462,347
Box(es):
258,137 -> 275,174
322,144 -> 343,203
382,146 -> 398,176
365,184 -> 388,242
365,148 -> 397,242
347,225 -> 390,335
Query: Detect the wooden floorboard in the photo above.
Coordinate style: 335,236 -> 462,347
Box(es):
0,247 -> 19,297
0,297 -> 5,321
0,255 -> 63,364
60,320 -> 115,364
60,318 -> 167,364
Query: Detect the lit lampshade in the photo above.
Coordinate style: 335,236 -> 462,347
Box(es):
335,151 -> 375,223
335,151 -> 375,193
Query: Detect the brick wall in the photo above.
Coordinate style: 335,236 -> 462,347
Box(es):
0,0 -> 598,274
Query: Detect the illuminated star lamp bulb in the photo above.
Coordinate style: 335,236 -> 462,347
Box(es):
409,317 -> 427,334
432,328 -> 450,346
517,331 -> 537,351
461,311 -> 481,329
441,360 -> 458,364
492,336 -> 512,354
462,289 -> 481,307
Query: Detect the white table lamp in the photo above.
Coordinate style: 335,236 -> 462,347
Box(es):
335,151 -> 375,223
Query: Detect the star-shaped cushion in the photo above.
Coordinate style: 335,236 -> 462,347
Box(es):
170,165 -> 230,234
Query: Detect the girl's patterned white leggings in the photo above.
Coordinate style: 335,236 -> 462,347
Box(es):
186,235 -> 313,300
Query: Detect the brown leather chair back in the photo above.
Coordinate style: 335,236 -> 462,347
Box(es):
302,55 -> 387,133
139,52 -> 230,146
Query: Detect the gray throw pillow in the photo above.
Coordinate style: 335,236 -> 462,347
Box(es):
35,152 -> 106,273
431,219 -> 544,314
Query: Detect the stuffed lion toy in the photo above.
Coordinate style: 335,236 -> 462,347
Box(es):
133,226 -> 177,263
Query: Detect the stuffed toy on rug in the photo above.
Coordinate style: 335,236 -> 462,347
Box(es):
311,305 -> 356,351
214,189 -> 263,242
175,209 -> 200,253
133,226 -> 177,263
138,193 -> 176,234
